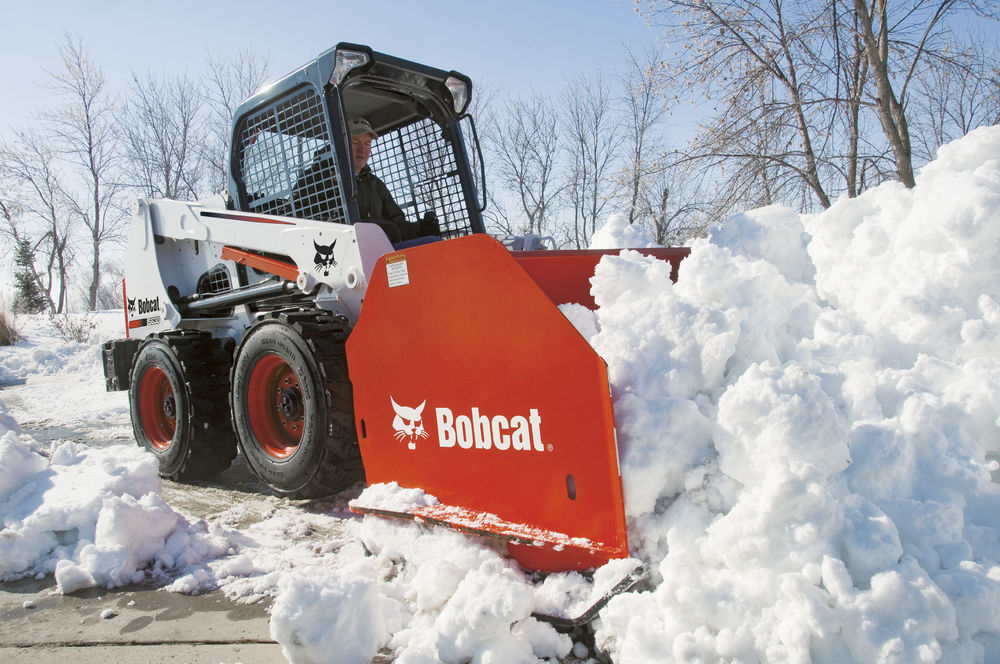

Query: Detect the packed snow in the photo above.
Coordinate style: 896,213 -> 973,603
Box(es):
2,126 -> 1000,663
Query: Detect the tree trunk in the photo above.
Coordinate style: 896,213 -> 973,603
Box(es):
854,0 -> 916,188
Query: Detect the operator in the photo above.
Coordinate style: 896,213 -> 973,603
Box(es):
349,117 -> 440,245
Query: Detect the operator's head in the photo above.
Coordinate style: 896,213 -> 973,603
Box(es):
348,118 -> 377,175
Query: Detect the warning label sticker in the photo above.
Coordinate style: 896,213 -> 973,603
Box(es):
386,254 -> 409,288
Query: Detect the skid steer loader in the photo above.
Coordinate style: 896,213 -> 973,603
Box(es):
101,43 -> 688,579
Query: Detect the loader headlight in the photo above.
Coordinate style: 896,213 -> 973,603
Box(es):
331,48 -> 370,86
445,74 -> 471,114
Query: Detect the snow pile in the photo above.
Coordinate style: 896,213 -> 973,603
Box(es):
0,420 -> 234,593
271,563 -> 398,664
0,314 -> 132,433
285,517 -> 575,663
265,127 -> 1000,663
350,481 -> 440,512
0,314 -> 108,383
566,125 -> 1000,662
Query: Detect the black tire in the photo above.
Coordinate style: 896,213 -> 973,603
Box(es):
230,310 -> 361,499
129,330 -> 238,480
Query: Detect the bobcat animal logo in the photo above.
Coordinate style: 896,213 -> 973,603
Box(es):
313,239 -> 338,276
391,397 -> 428,450
127,297 -> 137,315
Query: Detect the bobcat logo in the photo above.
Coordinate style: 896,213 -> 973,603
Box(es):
127,297 -> 136,315
391,397 -> 428,450
313,239 -> 338,277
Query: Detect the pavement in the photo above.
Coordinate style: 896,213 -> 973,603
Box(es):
0,575 -> 286,663
0,424 -> 288,663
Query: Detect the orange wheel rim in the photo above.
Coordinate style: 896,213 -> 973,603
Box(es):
247,353 -> 304,458
138,366 -> 176,450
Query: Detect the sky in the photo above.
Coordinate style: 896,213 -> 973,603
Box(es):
0,0 -> 661,133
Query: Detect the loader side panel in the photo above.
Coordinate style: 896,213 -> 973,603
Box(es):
513,247 -> 690,310
347,235 -> 629,571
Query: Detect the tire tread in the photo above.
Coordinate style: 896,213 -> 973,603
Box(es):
147,330 -> 237,480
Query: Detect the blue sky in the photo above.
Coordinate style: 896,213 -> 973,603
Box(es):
1,0 -> 661,132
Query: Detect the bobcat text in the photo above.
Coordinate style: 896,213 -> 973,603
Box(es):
435,407 -> 546,452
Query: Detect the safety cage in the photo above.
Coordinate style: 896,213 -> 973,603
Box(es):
231,75 -> 483,239
367,117 -> 477,240
233,84 -> 350,224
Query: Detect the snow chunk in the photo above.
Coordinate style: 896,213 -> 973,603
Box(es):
0,405 -> 234,593
709,204 -> 816,284
0,431 -> 47,503
589,212 -> 660,249
350,482 -> 440,513
271,566 -> 398,664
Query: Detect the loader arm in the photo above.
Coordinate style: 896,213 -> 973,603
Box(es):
121,198 -> 393,336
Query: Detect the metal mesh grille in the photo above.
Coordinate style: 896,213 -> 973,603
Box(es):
193,264 -> 233,317
369,119 -> 473,238
237,88 -> 348,223
196,264 -> 232,295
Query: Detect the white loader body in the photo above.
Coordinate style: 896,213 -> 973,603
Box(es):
122,196 -> 393,342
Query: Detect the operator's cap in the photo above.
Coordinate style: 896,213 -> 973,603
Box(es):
348,117 -> 378,138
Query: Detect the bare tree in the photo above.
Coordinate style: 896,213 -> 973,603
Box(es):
911,39 -> 1000,161
119,70 -> 206,199
0,130 -> 73,313
463,80 -> 514,234
203,49 -> 271,194
617,43 -> 744,243
94,256 -> 124,309
851,0 -> 1000,187
488,95 -> 565,236
639,160 -> 719,244
825,0 -> 872,198
563,73 -> 622,248
642,0 -> 998,207
619,44 -> 672,225
46,35 -> 126,311
646,0 -> 835,208
852,0 -> 914,187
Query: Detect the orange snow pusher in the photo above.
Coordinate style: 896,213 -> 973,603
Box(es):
349,235 -> 687,574
100,43 -> 687,622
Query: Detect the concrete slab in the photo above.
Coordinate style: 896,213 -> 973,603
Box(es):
0,643 -> 287,663
0,575 -> 284,663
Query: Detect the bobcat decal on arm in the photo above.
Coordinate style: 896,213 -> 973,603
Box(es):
313,239 -> 338,276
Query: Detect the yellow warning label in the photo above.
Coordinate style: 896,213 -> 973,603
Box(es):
386,254 -> 409,288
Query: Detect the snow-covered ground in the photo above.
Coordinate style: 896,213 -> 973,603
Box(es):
2,126 -> 1000,663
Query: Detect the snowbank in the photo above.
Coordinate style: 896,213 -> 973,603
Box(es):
0,405 -> 234,593
574,126 -> 1000,663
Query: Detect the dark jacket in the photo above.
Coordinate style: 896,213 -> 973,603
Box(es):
355,166 -> 439,243
356,166 -> 406,226
356,166 -> 415,243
